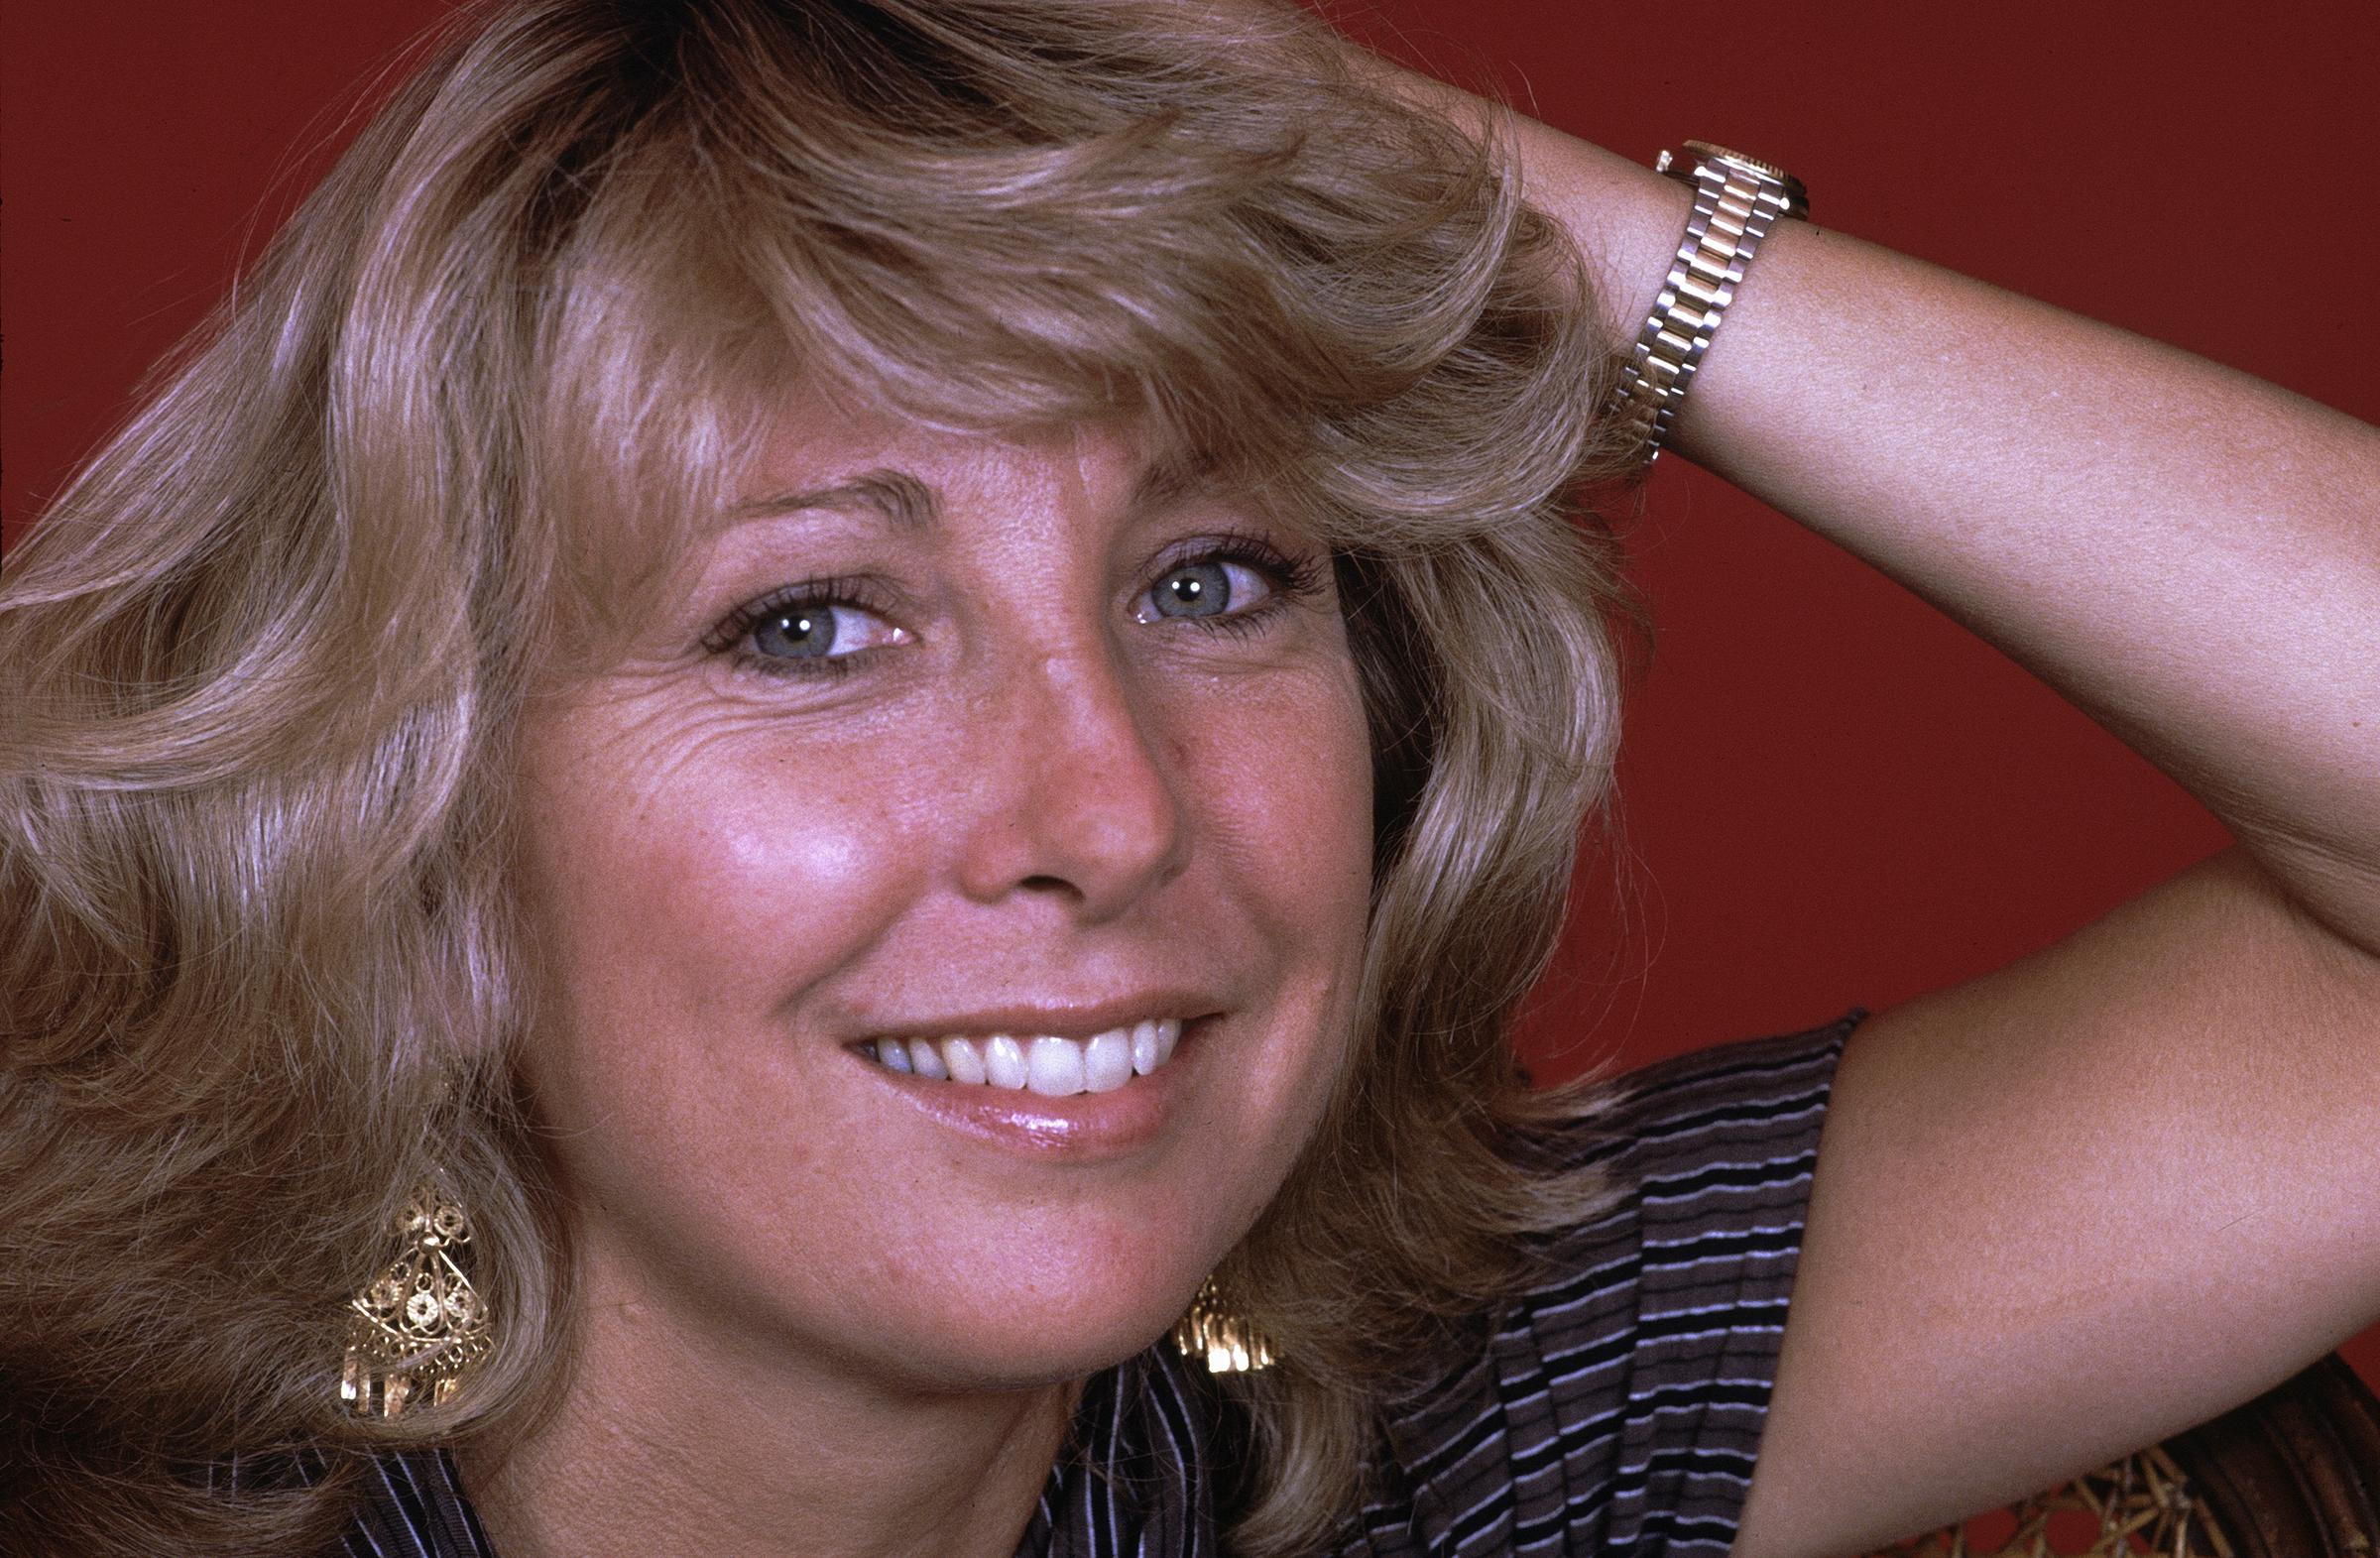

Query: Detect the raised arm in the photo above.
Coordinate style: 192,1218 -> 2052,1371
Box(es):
1391,58 -> 2380,1558
1529,127 -> 2380,953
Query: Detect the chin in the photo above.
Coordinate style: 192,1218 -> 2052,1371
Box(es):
856,1310 -> 1183,1398
868,1260 -> 1211,1393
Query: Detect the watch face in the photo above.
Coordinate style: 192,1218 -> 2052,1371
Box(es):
1678,141 -> 1809,217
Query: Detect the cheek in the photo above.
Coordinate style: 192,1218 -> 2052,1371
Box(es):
508,705 -> 933,1112
1161,653 -> 1377,1119
1178,656 -> 1374,932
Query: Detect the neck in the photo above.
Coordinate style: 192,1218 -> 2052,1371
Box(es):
462,1277 -> 1081,1558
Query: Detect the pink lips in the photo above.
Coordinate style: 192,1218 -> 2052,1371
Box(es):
859,1019 -> 1203,1161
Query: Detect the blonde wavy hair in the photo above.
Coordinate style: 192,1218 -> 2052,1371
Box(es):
0,1 -> 1645,1553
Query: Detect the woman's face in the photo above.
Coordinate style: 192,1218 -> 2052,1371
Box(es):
510,405 -> 1374,1397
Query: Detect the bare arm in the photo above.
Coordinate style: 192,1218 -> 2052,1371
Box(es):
1394,66 -> 2380,1558
1548,133 -> 2380,951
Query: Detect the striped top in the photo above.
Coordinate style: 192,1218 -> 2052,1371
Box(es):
327,1013 -> 1860,1557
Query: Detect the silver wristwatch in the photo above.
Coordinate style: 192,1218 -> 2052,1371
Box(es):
1606,141 -> 1809,463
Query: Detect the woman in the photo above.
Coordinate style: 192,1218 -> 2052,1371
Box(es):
3,4 -> 2374,1558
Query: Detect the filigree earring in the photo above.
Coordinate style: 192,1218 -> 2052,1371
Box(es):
340,1185 -> 494,1417
1170,1275 -> 1276,1374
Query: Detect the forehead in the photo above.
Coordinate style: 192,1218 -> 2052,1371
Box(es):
721,404 -> 1210,532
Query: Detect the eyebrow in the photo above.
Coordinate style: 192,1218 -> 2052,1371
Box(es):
723,468 -> 940,531
718,447 -> 1217,534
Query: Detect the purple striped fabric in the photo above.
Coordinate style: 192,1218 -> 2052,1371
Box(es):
321,1012 -> 1859,1557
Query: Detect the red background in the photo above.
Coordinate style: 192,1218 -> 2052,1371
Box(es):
6,1 -> 2374,1399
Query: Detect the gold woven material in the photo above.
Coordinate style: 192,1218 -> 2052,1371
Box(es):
340,1187 -> 493,1418
1169,1277 -> 1275,1375
1867,1445 -> 2232,1558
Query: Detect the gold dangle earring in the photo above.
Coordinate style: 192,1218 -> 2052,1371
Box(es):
340,1185 -> 495,1417
1170,1275 -> 1276,1375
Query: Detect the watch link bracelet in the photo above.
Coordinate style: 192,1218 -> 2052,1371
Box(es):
1606,141 -> 1809,463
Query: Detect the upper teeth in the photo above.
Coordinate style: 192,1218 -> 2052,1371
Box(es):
866,1019 -> 1182,1096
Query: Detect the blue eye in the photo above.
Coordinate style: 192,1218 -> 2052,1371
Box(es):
709,583 -> 908,680
753,603 -> 838,659
1141,557 -> 1274,623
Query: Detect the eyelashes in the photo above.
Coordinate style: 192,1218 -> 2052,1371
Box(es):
701,575 -> 905,682
1141,530 -> 1327,635
704,530 -> 1329,683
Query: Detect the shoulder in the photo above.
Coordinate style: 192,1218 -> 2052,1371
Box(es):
312,1448 -> 494,1558
1575,1013 -> 1855,1182
1346,1011 -> 1864,1558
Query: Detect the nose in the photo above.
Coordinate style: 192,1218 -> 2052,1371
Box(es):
954,643 -> 1189,919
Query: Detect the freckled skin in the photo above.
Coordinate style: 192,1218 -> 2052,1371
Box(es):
510,409 -> 1375,1415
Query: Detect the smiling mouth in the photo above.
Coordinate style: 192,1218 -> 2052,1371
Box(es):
857,1018 -> 1184,1097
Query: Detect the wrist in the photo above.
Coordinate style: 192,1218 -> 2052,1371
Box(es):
1606,143 -> 1810,463
1508,126 -> 1699,351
